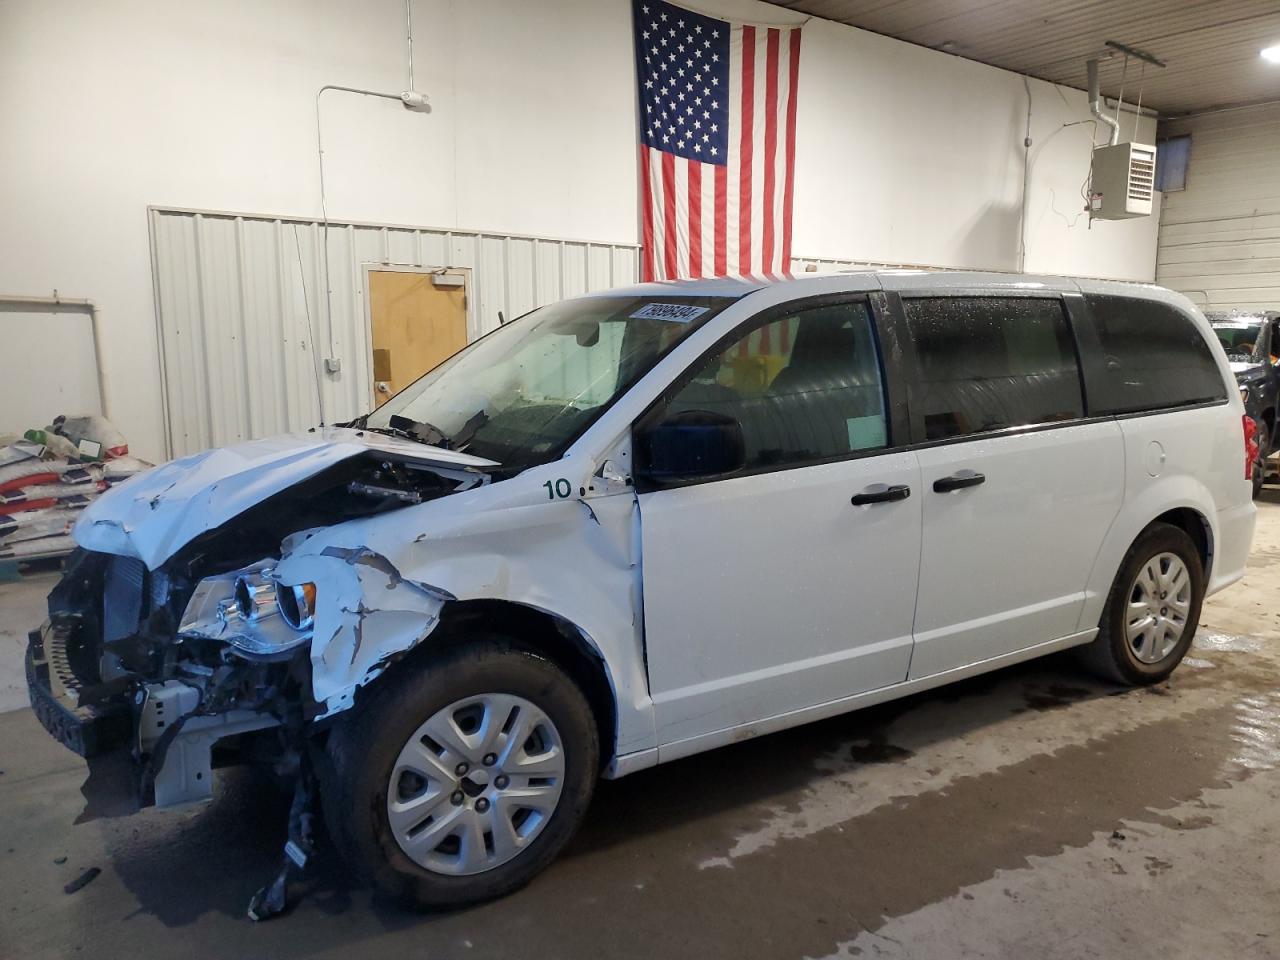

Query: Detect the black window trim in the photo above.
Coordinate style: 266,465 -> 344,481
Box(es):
632,291 -> 906,492
890,290 -> 1091,448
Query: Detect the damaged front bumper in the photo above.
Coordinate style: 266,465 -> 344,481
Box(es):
27,540 -> 453,814
26,618 -> 131,759
27,616 -> 282,809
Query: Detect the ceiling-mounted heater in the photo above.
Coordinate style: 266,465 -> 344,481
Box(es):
1086,42 -> 1163,221
1090,141 -> 1157,218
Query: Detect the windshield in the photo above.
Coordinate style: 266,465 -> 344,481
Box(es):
1210,320 -> 1263,361
361,294 -> 735,470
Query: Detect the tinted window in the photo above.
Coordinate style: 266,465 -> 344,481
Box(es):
663,301 -> 887,470
1085,295 -> 1228,414
903,297 -> 1083,441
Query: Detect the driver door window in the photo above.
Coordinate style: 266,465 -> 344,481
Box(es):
664,300 -> 888,473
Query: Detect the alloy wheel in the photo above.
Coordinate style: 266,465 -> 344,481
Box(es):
1125,551 -> 1192,664
386,693 -> 566,876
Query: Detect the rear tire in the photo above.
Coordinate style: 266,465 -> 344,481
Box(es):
1077,523 -> 1205,685
322,636 -> 599,909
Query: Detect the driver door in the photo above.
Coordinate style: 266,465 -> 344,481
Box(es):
635,298 -> 922,752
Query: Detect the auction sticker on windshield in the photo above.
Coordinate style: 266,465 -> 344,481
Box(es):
630,303 -> 710,323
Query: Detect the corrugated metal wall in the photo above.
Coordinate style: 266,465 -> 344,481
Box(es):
149,207 -> 640,457
1156,102 -> 1280,313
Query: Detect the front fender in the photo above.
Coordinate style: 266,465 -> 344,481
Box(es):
278,472 -> 654,756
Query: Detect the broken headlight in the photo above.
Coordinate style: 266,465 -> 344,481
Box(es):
179,563 -> 314,659
275,581 -> 317,630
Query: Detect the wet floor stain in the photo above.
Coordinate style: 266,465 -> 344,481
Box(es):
1018,683 -> 1095,712
1227,692 -> 1280,774
1195,631 -> 1268,654
848,740 -> 914,765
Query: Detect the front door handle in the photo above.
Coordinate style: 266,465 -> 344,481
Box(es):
933,471 -> 986,493
850,483 -> 911,506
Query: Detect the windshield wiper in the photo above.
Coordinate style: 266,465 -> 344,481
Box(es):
386,414 -> 454,449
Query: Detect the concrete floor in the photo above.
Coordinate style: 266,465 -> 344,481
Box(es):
3,496 -> 1280,960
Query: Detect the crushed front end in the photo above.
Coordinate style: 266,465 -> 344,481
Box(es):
25,434 -> 489,814
27,548 -> 305,809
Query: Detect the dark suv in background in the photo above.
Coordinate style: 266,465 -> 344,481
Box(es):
1208,310 -> 1279,497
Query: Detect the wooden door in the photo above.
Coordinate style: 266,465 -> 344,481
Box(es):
368,271 -> 468,406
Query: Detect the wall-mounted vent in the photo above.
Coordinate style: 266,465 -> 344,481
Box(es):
1090,142 -> 1158,219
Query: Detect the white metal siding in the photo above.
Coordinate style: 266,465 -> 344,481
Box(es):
1156,102 -> 1280,313
149,208 -> 639,458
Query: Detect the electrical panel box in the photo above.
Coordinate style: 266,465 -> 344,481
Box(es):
1090,142 -> 1157,219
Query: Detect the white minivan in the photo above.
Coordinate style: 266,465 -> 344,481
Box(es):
28,272 -> 1256,911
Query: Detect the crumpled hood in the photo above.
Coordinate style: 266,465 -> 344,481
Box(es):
73,427 -> 497,570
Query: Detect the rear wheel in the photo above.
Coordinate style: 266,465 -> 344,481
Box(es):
323,637 -> 599,909
1078,523 -> 1205,685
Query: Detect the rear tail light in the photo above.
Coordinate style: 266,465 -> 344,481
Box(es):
1244,415 -> 1259,480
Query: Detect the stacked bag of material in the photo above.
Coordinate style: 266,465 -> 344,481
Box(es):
0,415 -> 151,560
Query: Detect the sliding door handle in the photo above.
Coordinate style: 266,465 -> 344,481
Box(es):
850,484 -> 911,506
933,471 -> 985,493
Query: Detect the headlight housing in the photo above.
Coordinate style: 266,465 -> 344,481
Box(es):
276,581 -> 317,630
179,562 -> 316,659
1240,384 -> 1251,404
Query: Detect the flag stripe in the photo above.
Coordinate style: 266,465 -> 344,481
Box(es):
762,28 -> 779,280
649,147 -> 667,280
737,24 -> 755,278
714,162 -> 727,276
781,27 -> 801,277
639,144 -> 656,282
660,150 -> 678,280
687,161 -> 702,278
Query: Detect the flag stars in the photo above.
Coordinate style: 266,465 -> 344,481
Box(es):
694,143 -> 701,152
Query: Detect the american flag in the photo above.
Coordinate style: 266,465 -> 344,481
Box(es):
633,0 -> 801,282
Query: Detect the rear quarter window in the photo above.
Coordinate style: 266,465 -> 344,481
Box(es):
1083,295 -> 1228,414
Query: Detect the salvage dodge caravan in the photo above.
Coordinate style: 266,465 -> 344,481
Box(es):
28,272 -> 1256,911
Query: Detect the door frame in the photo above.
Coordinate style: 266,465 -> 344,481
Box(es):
360,264 -> 475,408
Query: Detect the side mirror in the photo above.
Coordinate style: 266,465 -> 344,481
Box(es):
636,409 -> 746,485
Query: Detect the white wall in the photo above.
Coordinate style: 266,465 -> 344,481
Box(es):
0,0 -> 1158,462
1156,102 -> 1280,313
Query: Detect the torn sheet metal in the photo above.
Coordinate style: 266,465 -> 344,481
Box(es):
73,427 -> 496,570
259,456 -> 654,753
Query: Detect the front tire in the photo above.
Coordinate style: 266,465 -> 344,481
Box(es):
322,637 -> 599,909
1078,523 -> 1205,685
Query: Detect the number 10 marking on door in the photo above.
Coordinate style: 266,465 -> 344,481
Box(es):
543,478 -> 573,500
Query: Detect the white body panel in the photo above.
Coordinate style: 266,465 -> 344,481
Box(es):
69,271 -> 1257,780
910,422 -> 1125,677
640,452 -> 921,747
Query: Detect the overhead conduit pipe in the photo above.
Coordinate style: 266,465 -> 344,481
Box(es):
1088,58 -> 1121,146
